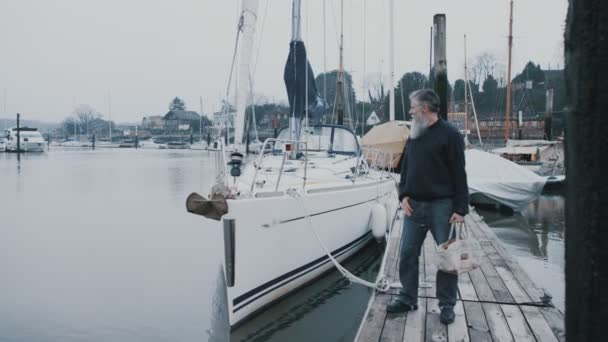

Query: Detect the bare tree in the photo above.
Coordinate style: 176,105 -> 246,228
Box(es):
73,104 -> 101,135
468,52 -> 505,85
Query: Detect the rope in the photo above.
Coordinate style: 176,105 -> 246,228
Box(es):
286,188 -> 394,293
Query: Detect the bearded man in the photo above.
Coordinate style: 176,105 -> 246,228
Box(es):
386,89 -> 469,325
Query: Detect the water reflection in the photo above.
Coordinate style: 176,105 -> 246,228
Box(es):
230,242 -> 383,342
476,195 -> 565,311
207,266 -> 230,342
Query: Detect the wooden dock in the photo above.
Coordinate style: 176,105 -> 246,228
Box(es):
355,209 -> 564,342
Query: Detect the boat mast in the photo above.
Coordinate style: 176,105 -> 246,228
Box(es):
108,90 -> 112,142
2,88 -> 6,132
362,0 -> 366,135
323,0 -> 327,120
199,96 -> 203,142
464,34 -> 468,136
335,0 -> 345,126
291,0 -> 302,41
388,0 -> 395,121
505,0 -> 513,142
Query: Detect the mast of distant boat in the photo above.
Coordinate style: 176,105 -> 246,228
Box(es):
464,34 -> 483,146
388,0 -> 395,121
464,35 -> 469,139
505,0 -> 514,143
333,0 -> 345,126
108,90 -> 112,142
199,96 -> 204,143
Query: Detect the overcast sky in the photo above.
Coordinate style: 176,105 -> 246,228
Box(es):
0,0 -> 567,123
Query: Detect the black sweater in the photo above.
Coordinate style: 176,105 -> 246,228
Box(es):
398,118 -> 469,215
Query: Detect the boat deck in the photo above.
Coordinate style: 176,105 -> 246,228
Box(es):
355,209 -> 564,342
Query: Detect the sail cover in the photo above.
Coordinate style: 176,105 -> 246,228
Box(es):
284,41 -> 324,124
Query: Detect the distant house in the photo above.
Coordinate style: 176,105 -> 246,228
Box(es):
142,115 -> 164,130
163,110 -> 201,131
212,103 -> 236,130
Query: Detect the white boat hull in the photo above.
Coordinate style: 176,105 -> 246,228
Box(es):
190,143 -> 208,150
6,141 -> 46,152
222,179 -> 396,327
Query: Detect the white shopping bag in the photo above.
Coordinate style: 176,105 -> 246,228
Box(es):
436,222 -> 481,274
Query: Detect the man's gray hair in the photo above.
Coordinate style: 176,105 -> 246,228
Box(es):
409,89 -> 440,113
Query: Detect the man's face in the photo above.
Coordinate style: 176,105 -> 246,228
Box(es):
409,100 -> 427,124
408,100 -> 429,139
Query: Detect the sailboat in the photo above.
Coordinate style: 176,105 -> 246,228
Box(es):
186,0 -> 398,327
190,97 -> 208,150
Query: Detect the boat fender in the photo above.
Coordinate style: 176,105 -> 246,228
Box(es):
370,204 -> 387,242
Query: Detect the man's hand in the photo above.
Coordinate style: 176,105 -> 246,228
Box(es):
449,213 -> 464,224
402,197 -> 413,217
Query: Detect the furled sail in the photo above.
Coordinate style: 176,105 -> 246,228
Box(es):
283,0 -> 325,130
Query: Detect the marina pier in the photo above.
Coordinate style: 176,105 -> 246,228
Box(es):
356,209 -> 564,342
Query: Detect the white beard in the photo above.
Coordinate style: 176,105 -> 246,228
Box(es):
409,117 -> 428,139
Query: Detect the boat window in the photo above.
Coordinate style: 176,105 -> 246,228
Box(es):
277,125 -> 359,155
329,127 -> 358,154
299,126 -> 333,151
19,132 -> 41,138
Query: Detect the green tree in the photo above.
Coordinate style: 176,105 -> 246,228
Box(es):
453,79 -> 465,103
315,71 -> 357,124
480,75 -> 499,113
513,61 -> 545,85
383,72 -> 428,121
169,97 -> 186,111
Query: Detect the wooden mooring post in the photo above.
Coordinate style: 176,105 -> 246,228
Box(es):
433,14 -> 448,122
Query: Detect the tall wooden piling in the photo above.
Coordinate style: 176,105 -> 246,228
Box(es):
16,113 -> 20,153
433,14 -> 448,121
565,0 -> 608,340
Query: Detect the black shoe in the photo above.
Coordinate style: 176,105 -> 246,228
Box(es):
386,299 -> 417,313
440,307 -> 455,324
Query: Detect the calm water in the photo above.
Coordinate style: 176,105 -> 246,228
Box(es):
476,195 -> 565,312
0,150 -> 565,341
0,149 -> 382,342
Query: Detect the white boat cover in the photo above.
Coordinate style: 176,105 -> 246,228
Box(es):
465,149 -> 546,211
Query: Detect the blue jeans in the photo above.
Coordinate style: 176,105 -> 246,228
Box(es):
397,198 -> 458,309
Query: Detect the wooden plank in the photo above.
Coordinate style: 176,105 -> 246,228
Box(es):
468,268 -> 496,302
419,237 -> 427,298
463,302 -> 492,342
426,298 -> 447,342
538,307 -> 565,342
467,213 -> 546,302
457,271 -> 478,301
357,294 -> 390,342
384,221 -> 403,281
424,233 -> 437,298
520,306 -> 559,342
380,295 -> 408,342
417,225 -> 427,299
447,301 -> 469,342
477,255 -> 515,303
403,297 -> 427,342
500,304 -> 535,342
495,266 -> 532,304
475,213 -> 544,301
482,303 -> 514,342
